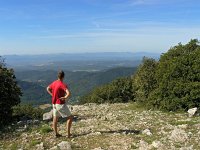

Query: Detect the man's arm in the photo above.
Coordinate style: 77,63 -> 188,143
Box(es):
47,86 -> 52,96
60,89 -> 71,101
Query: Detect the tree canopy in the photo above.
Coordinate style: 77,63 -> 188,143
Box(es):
0,56 -> 22,127
147,39 -> 200,111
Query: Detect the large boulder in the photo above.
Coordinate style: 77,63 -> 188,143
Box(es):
43,110 -> 53,120
187,107 -> 197,117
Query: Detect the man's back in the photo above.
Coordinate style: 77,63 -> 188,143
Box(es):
49,80 -> 67,104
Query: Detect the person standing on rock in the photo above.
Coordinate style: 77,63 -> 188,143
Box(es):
47,70 -> 73,138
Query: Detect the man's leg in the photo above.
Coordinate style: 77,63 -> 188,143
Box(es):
66,115 -> 73,138
53,116 -> 59,135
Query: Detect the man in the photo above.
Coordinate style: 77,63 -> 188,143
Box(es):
47,70 -> 73,138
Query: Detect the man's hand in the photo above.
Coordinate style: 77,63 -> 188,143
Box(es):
59,96 -> 67,101
60,89 -> 70,101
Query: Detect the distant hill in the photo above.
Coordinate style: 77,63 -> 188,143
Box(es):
4,52 -> 160,71
16,67 -> 137,105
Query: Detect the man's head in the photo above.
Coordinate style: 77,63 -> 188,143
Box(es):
58,70 -> 65,80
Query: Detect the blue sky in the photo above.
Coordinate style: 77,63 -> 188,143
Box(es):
0,0 -> 200,55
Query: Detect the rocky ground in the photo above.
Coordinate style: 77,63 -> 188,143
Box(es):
0,103 -> 200,150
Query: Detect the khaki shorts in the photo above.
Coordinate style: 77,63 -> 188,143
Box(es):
52,103 -> 72,118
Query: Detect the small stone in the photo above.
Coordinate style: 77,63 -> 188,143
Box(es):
101,116 -> 108,121
49,146 -> 58,150
33,120 -> 40,124
139,140 -> 150,150
35,142 -> 44,150
178,124 -> 188,129
17,121 -> 24,126
27,120 -> 33,124
151,141 -> 163,148
92,147 -> 104,150
142,129 -> 152,136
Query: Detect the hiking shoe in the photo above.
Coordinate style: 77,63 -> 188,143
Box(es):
55,133 -> 62,138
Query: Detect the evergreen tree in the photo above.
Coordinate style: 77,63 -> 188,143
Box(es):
133,57 -> 157,103
148,39 -> 200,111
0,57 -> 22,127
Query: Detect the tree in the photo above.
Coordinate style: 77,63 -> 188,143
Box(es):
148,39 -> 200,111
132,57 -> 157,103
0,56 -> 22,127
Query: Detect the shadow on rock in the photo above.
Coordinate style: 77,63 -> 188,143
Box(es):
72,129 -> 141,138
99,129 -> 141,135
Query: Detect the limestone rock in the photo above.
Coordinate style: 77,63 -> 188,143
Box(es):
178,124 -> 188,129
139,140 -> 152,150
151,141 -> 163,149
187,107 -> 197,117
43,110 -> 53,120
92,147 -> 104,150
142,129 -> 152,136
35,142 -> 44,150
57,141 -> 72,150
169,128 -> 188,143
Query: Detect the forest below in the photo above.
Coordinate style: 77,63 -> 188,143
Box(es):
15,67 -> 137,105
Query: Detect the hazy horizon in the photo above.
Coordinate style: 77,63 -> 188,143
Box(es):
2,51 -> 161,56
0,0 -> 200,55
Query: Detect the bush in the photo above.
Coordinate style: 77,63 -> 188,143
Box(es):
40,125 -> 52,134
12,104 -> 44,120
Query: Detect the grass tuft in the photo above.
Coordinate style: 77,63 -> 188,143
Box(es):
40,125 -> 52,134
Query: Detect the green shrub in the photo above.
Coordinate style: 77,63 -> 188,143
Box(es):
12,104 -> 44,120
30,140 -> 41,146
40,125 -> 52,134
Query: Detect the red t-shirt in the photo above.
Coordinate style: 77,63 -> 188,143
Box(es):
49,80 -> 68,104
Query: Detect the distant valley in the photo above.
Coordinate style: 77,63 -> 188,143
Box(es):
16,67 -> 137,105
4,52 -> 160,105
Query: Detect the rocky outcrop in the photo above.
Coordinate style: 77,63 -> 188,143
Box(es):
1,103 -> 199,150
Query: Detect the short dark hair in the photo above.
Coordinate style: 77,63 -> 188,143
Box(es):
58,70 -> 65,79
